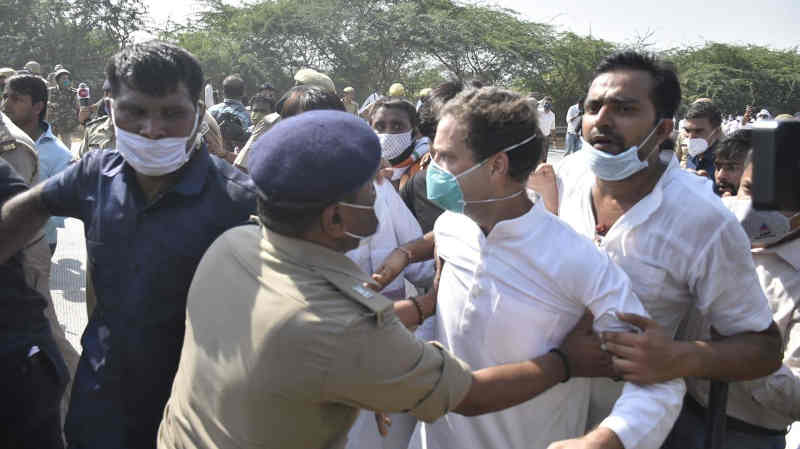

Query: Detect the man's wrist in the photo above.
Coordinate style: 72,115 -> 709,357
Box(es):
396,246 -> 413,263
585,427 -> 624,449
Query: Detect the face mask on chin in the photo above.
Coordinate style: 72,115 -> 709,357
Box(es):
110,100 -> 200,177
582,120 -> 664,181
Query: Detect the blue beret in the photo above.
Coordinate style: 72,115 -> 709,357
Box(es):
249,110 -> 380,204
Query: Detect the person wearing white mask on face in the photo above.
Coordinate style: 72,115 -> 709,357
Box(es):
0,41 -> 257,449
554,51 -> 782,446
369,97 -> 430,190
672,152 -> 800,449
682,100 -> 723,183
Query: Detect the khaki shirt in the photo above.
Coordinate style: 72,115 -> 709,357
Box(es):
78,115 -> 115,159
345,100 -> 359,115
158,224 -> 472,449
0,112 -> 39,184
233,112 -> 280,171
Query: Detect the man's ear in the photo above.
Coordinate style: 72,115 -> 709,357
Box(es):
319,203 -> 346,239
33,101 -> 45,121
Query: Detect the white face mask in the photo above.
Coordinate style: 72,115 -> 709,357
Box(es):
338,200 -> 379,241
111,101 -> 200,177
722,196 -> 799,247
582,120 -> 663,181
377,131 -> 413,162
686,137 -> 709,157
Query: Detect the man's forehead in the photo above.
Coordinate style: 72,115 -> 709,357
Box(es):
683,118 -> 711,129
588,70 -> 654,101
114,82 -> 194,107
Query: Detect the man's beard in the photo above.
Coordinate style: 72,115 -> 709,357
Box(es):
715,181 -> 737,196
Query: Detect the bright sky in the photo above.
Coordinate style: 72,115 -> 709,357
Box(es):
143,0 -> 800,50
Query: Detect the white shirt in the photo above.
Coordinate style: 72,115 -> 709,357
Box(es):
538,108 -> 556,137
346,180 -> 433,299
566,104 -> 581,135
556,151 -> 775,428
421,201 -> 684,449
686,237 -> 800,430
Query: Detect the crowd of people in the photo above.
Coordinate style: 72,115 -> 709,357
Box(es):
0,40 -> 799,449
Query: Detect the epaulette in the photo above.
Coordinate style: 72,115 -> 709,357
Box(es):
0,120 -> 18,154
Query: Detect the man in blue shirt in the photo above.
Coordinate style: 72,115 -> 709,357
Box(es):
208,74 -> 252,129
0,41 -> 257,449
1,74 -> 72,253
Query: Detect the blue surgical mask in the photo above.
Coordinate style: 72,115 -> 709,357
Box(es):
583,120 -> 663,181
426,134 -> 536,213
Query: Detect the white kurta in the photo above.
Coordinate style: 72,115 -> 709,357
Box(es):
419,201 -> 684,449
556,151 -> 775,432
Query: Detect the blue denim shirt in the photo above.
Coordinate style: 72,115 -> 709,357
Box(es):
208,99 -> 252,129
42,147 -> 257,448
34,121 -> 72,245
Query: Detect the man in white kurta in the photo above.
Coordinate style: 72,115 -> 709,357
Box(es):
415,86 -> 684,449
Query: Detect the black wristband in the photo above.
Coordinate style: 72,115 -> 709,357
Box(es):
410,296 -> 425,326
549,348 -> 571,383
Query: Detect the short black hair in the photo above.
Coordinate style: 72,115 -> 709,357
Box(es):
440,87 -> 544,183
6,74 -> 48,122
594,50 -> 681,120
106,40 -> 203,104
418,80 -> 471,140
686,101 -> 723,128
369,97 -> 419,129
277,85 -> 345,118
222,74 -> 245,99
715,129 -> 751,162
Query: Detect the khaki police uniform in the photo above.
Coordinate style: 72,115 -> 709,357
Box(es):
345,100 -> 359,115
158,223 -> 473,449
78,115 -> 115,159
233,112 -> 280,171
0,112 -> 79,425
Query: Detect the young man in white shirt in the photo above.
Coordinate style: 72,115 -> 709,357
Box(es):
554,50 -> 782,439
538,96 -> 556,159
565,98 -> 583,155
413,86 -> 684,449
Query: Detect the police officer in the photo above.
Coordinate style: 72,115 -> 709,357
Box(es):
47,65 -> 79,146
157,110 -> 618,449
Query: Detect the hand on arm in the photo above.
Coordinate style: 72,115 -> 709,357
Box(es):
603,313 -> 782,383
0,182 -> 51,263
528,163 -> 559,214
371,231 -> 435,290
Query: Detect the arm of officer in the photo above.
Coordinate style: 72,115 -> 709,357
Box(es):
604,219 -> 782,383
323,311 -> 575,423
747,310 -> 800,420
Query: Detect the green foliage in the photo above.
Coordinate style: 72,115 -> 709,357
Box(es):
3,0 -> 798,119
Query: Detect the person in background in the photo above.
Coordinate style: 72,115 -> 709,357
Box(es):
537,96 -> 556,161
565,97 -> 584,155
294,68 -> 337,93
343,86 -> 359,114
368,97 -> 429,189
47,65 -> 79,145
234,85 -> 343,172
0,67 -> 16,96
672,151 -> 800,449
388,82 -> 406,98
683,100 -> 723,183
713,129 -> 750,197
24,61 -> 41,76
756,109 -> 772,121
208,74 -> 252,129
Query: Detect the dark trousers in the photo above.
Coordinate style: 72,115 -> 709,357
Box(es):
0,349 -> 65,449
662,395 -> 786,449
